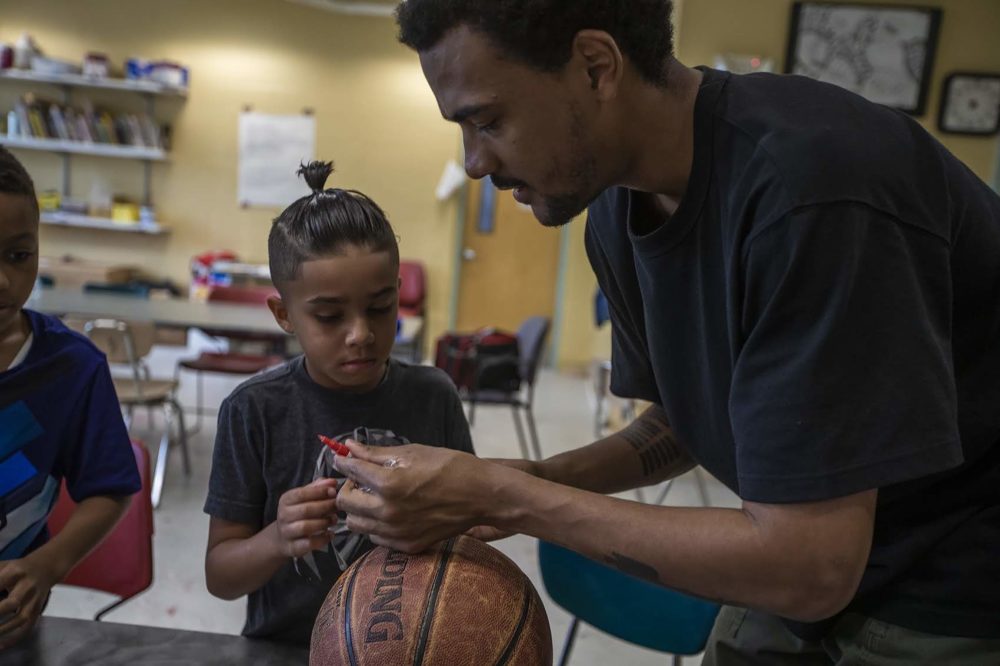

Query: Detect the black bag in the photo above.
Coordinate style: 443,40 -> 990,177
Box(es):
434,328 -> 521,393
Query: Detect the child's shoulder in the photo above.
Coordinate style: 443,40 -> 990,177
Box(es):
24,309 -> 107,371
390,360 -> 460,397
223,357 -> 297,405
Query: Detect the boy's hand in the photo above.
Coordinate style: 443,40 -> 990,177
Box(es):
0,555 -> 58,650
272,478 -> 340,558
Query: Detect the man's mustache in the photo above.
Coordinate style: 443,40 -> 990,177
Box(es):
489,176 -> 527,190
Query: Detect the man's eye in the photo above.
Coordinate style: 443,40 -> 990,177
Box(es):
315,313 -> 343,323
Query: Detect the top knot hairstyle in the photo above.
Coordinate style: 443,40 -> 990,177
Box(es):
0,146 -> 38,212
268,161 -> 399,288
396,0 -> 675,88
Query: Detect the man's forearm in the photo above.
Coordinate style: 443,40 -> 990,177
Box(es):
487,475 -> 874,623
539,404 -> 695,494
29,495 -> 130,581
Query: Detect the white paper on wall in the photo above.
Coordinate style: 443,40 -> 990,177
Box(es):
238,112 -> 316,208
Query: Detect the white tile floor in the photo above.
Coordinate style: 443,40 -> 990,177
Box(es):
45,342 -> 740,665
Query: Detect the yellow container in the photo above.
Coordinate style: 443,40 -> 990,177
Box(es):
111,202 -> 140,224
37,190 -> 61,211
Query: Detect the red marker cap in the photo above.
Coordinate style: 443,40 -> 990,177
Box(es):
317,434 -> 350,457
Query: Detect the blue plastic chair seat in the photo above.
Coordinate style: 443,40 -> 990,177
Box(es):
538,540 -> 720,656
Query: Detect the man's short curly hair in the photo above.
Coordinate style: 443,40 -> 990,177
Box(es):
396,0 -> 675,87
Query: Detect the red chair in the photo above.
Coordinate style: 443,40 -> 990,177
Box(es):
47,440 -> 153,621
176,285 -> 285,432
395,260 -> 427,362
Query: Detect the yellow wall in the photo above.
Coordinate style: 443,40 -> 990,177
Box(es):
1,0 -> 460,349
555,0 -> 1000,371
677,0 -> 1000,182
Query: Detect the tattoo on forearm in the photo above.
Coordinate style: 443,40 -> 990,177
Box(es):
619,409 -> 685,478
606,551 -> 661,583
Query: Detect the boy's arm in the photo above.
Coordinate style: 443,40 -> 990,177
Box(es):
204,479 -> 339,600
0,495 -> 130,649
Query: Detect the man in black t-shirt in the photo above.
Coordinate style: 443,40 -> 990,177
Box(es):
332,2 -> 1000,662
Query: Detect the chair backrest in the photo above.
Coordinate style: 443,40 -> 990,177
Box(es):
207,284 -> 278,305
538,540 -> 720,655
516,316 -> 551,386
80,318 -> 156,365
47,440 -> 154,604
398,260 -> 426,313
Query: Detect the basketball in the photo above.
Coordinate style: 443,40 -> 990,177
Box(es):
310,535 -> 552,665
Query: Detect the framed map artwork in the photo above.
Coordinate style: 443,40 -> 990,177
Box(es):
938,72 -> 1000,136
785,2 -> 942,115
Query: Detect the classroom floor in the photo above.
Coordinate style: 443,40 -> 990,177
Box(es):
45,341 -> 740,665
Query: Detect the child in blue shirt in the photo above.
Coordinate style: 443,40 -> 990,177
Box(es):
0,147 -> 140,649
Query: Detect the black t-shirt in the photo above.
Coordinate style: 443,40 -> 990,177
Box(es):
204,358 -> 474,645
586,67 -> 1000,640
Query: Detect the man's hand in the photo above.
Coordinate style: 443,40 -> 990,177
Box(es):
272,478 -> 340,558
0,555 -> 58,650
334,441 -> 502,553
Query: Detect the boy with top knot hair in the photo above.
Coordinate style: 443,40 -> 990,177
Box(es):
203,161 -> 474,646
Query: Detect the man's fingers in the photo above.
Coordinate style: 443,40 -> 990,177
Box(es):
342,440 -> 409,466
335,480 -> 386,516
332,455 -> 389,491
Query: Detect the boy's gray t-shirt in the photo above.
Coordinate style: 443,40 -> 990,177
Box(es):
204,357 -> 474,645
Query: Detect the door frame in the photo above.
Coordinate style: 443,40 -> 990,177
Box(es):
447,180 -> 572,368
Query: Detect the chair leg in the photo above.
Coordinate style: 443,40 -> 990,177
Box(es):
468,399 -> 476,426
558,617 -> 580,666
151,427 -> 171,509
188,369 -> 205,435
172,399 -> 192,477
524,405 -> 543,461
672,655 -> 682,666
510,405 -> 530,460
94,594 -> 136,621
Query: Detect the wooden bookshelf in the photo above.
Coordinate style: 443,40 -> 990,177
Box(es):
41,211 -> 170,235
2,135 -> 167,160
0,69 -> 187,97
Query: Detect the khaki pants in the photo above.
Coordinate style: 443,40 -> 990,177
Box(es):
702,605 -> 1000,665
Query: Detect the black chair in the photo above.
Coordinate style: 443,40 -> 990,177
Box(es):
466,316 -> 550,461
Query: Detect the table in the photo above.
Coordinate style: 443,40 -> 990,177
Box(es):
0,616 -> 308,665
27,288 -> 286,338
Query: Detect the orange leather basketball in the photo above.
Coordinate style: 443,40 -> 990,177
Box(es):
310,535 -> 552,665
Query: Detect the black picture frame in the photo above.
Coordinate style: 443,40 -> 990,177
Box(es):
784,1 -> 942,116
937,72 -> 1000,136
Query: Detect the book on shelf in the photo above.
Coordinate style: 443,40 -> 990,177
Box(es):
5,93 -> 166,150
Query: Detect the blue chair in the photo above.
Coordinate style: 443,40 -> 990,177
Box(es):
538,541 -> 720,665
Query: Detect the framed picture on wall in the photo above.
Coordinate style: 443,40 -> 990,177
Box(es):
938,72 -> 1000,136
785,2 -> 942,115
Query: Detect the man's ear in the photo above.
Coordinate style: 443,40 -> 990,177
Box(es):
571,29 -> 625,101
267,295 -> 295,334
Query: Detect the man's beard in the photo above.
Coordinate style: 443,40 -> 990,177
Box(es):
536,190 -> 592,228
536,107 -> 601,227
